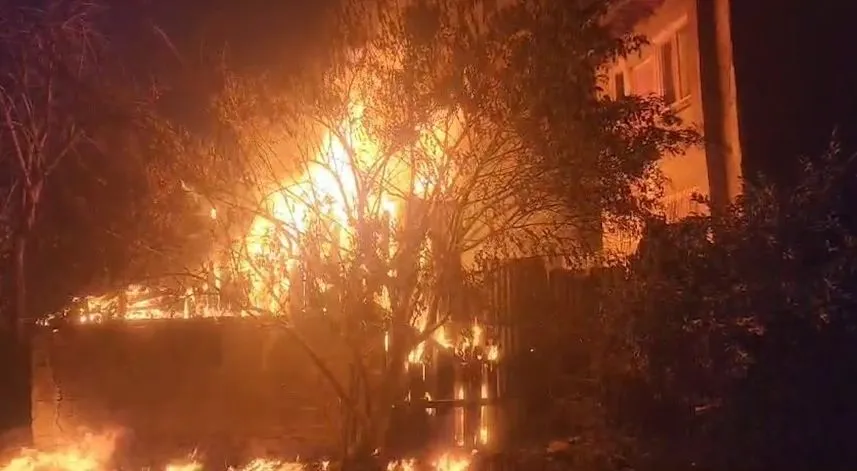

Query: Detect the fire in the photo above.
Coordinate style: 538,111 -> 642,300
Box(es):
386,453 -> 470,471
485,345 -> 499,362
242,100 -> 398,314
160,459 -> 305,471
34,96 -> 500,457
386,458 -> 416,471
0,431 -> 117,471
0,432 -> 470,471
236,99 -> 468,321
431,453 -> 470,471
434,326 -> 453,349
230,458 -> 304,471
46,98 -> 495,358
454,386 -> 466,447
42,284 -> 243,326
471,322 -> 483,347
165,463 -> 202,471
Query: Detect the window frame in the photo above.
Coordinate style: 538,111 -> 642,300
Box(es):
651,16 -> 693,109
605,15 -> 694,106
606,59 -> 629,100
629,56 -> 659,97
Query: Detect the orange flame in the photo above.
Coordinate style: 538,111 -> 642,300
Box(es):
1,433 -> 469,471
1,431 -> 117,471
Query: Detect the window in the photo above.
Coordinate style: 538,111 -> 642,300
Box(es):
660,40 -> 677,103
624,22 -> 693,104
659,24 -> 693,104
677,25 -> 693,99
631,58 -> 658,96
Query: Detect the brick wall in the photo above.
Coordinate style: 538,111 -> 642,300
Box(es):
31,319 -> 346,466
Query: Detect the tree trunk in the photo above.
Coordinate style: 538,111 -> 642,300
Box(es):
0,234 -> 33,448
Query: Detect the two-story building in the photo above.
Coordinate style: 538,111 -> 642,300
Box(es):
605,0 -> 857,254
602,0 -> 743,253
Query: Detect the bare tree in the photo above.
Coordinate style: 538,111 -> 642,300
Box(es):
0,0 -> 104,444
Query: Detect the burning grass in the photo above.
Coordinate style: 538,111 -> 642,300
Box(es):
0,430 -> 472,471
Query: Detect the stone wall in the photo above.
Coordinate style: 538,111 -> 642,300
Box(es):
31,319 -> 346,466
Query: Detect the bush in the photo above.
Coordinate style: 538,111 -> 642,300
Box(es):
609,145 -> 857,470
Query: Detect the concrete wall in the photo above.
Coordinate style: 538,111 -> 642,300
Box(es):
31,319 -> 345,466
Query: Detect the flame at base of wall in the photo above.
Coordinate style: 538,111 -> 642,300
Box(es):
0,430 -> 472,471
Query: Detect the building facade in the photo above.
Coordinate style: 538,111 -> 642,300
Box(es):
603,0 -> 743,253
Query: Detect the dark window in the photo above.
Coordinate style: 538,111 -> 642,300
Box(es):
660,25 -> 693,105
676,25 -> 693,100
614,71 -> 626,98
661,40 -> 677,103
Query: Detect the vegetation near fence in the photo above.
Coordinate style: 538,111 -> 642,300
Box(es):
537,147 -> 857,471
438,146 -> 857,471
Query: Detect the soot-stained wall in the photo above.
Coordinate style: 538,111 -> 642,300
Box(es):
31,319 -> 345,464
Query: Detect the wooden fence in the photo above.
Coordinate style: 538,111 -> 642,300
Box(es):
395,258 -> 624,454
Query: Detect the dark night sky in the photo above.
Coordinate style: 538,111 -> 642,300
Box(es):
93,0 -> 343,137
103,0 -> 338,72
730,0 -> 857,185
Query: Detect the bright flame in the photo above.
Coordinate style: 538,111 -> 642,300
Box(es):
63,284 -> 240,325
479,377 -> 489,446
1,432 -> 117,471
242,100 -> 397,314
454,385 -> 466,447
1,437 -> 308,471
165,463 -> 202,471
50,98 -> 478,351
386,458 -> 416,471
425,392 -> 436,416
233,458 -> 304,471
485,344 -> 499,362
472,322 -> 483,347
387,454 -> 469,471
434,326 -> 453,349
432,453 -> 470,471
